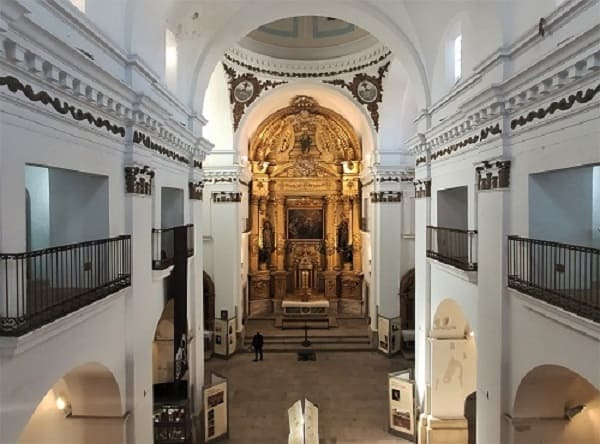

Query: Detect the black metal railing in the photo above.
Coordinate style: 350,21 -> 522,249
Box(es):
508,236 -> 600,323
0,235 -> 131,336
152,224 -> 194,270
426,226 -> 478,271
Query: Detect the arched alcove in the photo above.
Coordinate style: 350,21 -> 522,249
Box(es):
153,299 -> 175,384
511,365 -> 600,444
18,363 -> 124,444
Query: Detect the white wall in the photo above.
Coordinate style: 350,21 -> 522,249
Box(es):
25,165 -> 50,250
48,168 -> 109,246
529,166 -> 594,247
437,186 -> 468,230
161,187 -> 184,229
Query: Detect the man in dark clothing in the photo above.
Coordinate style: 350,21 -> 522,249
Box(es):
252,331 -> 264,361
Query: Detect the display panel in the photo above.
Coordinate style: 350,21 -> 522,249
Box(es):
388,370 -> 416,441
287,208 -> 324,240
204,374 -> 228,442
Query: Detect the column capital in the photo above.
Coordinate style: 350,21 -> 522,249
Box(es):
413,179 -> 431,199
124,164 -> 154,196
189,181 -> 204,200
475,159 -> 511,191
211,191 -> 242,203
370,191 -> 402,203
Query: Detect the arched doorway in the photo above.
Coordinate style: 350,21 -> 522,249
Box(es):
399,268 -> 415,329
203,271 -> 215,331
511,365 -> 600,444
153,299 -> 175,384
18,363 -> 124,444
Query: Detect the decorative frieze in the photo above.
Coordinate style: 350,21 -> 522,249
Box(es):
416,155 -> 427,166
370,191 -> 402,203
373,169 -> 415,183
212,191 -> 242,203
125,165 -> 154,195
133,130 -> 189,165
430,123 -> 502,161
224,47 -> 391,79
325,61 -> 391,131
476,160 -> 511,190
511,82 -> 600,130
0,75 -> 126,137
189,181 -> 204,200
414,179 -> 431,199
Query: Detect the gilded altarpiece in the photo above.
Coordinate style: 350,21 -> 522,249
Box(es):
248,96 -> 363,315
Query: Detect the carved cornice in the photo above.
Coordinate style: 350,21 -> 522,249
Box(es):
223,47 -> 392,79
510,82 -> 600,130
0,37 -> 207,167
476,160 -> 511,190
193,159 -> 203,170
189,181 -> 204,200
125,165 -> 154,195
416,155 -> 427,166
324,61 -> 391,131
133,130 -> 189,165
370,191 -> 402,203
222,63 -> 287,131
0,75 -> 126,136
212,191 -> 242,203
431,123 -> 502,161
414,179 -> 431,199
203,170 -> 243,185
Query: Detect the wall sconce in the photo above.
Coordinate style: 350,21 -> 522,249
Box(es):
564,404 -> 584,420
55,394 -> 72,417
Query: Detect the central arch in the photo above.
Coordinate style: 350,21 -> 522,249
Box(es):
188,1 -> 431,113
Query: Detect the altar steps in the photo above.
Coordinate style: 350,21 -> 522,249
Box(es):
243,334 -> 373,352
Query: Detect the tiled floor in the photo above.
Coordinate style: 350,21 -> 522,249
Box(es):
205,351 -> 413,443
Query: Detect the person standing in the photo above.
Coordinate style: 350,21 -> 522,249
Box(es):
252,331 -> 264,361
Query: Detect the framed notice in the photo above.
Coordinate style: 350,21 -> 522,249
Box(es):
378,315 -> 389,353
213,315 -> 237,358
203,373 -> 228,442
388,369 -> 416,441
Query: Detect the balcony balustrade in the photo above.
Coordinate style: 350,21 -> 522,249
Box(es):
0,235 -> 131,336
508,236 -> 600,323
426,226 -> 478,271
152,224 -> 194,270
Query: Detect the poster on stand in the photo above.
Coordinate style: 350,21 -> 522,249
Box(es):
388,369 -> 416,441
227,317 -> 237,355
213,319 -> 227,357
378,316 -> 390,353
390,317 -> 402,354
203,373 -> 228,442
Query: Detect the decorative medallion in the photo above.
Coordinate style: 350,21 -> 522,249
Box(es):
222,63 -> 287,131
324,61 -> 391,130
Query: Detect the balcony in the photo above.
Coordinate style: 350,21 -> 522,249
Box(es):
508,236 -> 599,323
0,235 -> 131,336
426,226 -> 478,271
152,224 -> 194,270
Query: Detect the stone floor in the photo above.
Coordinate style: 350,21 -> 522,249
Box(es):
205,351 -> 413,443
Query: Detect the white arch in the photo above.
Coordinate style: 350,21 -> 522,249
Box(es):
188,1 -> 431,113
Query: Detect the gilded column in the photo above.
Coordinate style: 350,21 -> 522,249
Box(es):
249,196 -> 260,272
325,195 -> 337,271
352,196 -> 362,272
272,195 -> 288,302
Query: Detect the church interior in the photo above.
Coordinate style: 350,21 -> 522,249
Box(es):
0,0 -> 599,443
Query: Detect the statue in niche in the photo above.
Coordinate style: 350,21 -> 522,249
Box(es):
337,218 -> 353,263
262,219 -> 274,252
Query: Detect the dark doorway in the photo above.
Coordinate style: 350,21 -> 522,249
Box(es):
465,391 -> 476,444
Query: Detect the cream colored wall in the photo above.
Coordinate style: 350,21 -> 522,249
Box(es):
18,384 -> 123,444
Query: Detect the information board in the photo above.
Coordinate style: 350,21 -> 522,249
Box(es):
203,373 -> 228,442
388,369 -> 416,441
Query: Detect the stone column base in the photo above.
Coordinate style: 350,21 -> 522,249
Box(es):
421,415 -> 468,444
